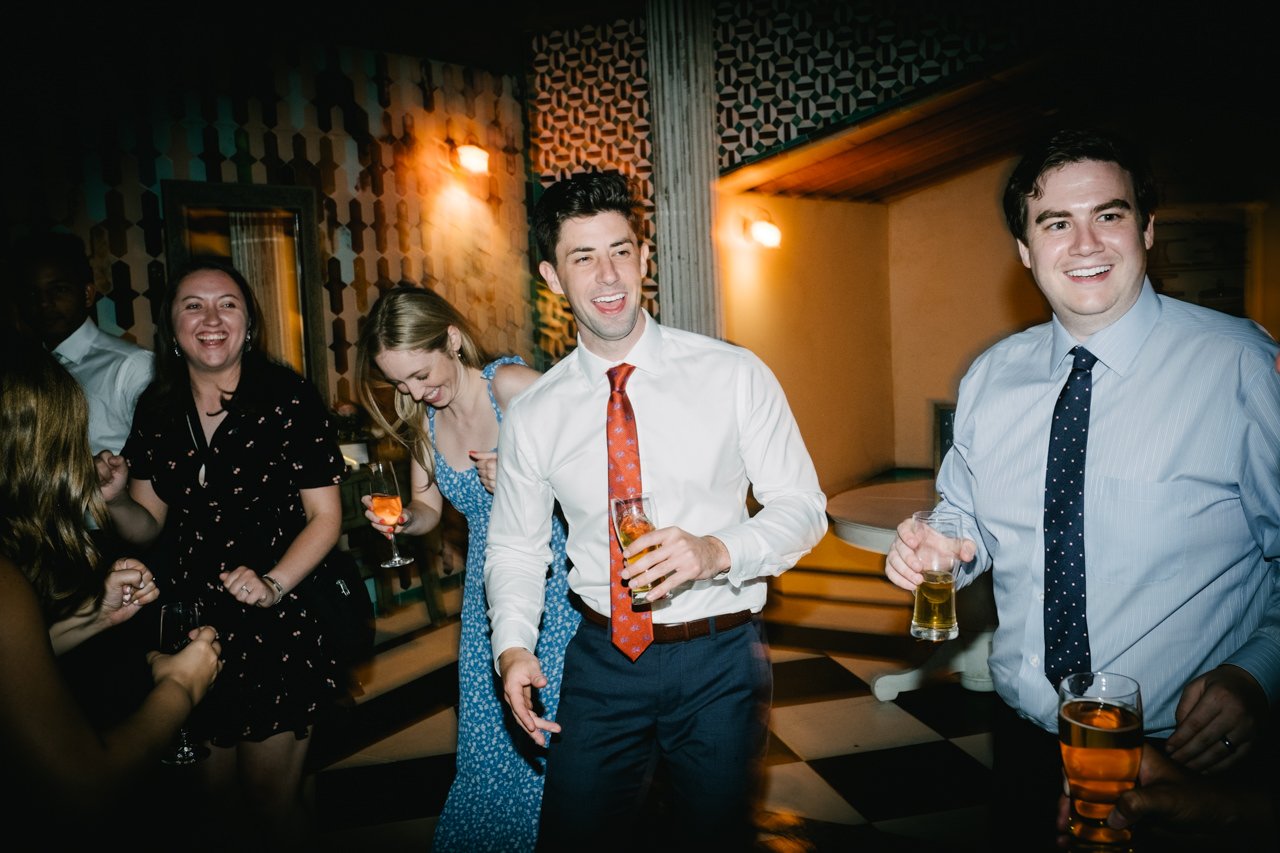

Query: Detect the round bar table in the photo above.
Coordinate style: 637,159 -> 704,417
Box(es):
826,478 -> 996,700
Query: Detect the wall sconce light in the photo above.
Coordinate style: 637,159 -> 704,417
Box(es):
745,210 -> 781,248
452,141 -> 490,175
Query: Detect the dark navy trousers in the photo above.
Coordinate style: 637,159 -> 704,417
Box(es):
537,615 -> 772,852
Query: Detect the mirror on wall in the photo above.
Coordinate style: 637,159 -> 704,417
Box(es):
161,180 -> 328,400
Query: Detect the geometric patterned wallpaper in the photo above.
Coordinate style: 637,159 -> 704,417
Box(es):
4,43 -> 534,409
524,1 -> 1034,361
713,0 -> 1032,171
5,3 -> 1039,380
526,16 -> 658,366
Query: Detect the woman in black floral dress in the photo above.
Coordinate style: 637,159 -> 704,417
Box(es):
98,260 -> 343,844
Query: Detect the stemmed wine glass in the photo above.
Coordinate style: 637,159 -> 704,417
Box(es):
367,461 -> 414,568
159,601 -> 208,765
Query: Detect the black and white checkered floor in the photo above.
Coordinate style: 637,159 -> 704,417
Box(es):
306,591 -> 1000,852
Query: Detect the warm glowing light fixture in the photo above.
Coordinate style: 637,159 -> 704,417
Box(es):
746,210 -> 781,248
455,143 -> 489,174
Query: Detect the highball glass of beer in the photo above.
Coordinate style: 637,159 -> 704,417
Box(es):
612,493 -> 658,604
1058,671 -> 1143,847
908,510 -> 962,641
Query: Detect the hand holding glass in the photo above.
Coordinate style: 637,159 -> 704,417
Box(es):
612,493 -> 657,605
1058,671 -> 1143,847
159,601 -> 208,765
367,461 -> 413,569
909,510 -> 962,641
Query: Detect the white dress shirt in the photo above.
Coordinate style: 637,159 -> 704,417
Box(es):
485,313 -> 827,662
53,317 -> 154,455
938,280 -> 1280,735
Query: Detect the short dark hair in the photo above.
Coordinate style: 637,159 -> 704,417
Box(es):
13,231 -> 93,286
531,171 -> 643,263
1002,128 -> 1158,242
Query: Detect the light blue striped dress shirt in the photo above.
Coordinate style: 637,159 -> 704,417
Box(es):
938,280 -> 1280,736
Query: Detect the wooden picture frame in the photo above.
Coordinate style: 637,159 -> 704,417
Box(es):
932,401 -> 956,474
161,179 -> 328,401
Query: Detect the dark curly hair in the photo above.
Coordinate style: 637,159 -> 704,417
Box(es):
531,171 -> 643,264
1002,128 -> 1158,242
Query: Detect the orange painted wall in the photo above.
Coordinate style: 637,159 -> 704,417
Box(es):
722,152 -> 1278,490
887,158 -> 1052,467
718,191 -> 894,496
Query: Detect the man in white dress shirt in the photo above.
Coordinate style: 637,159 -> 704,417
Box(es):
16,232 -> 153,456
485,172 -> 827,849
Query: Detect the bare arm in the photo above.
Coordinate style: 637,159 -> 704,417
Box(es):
48,558 -> 158,655
220,483 -> 342,607
1,558 -> 221,814
95,451 -> 167,545
469,362 -> 543,495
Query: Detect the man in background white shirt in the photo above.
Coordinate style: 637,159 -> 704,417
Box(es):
16,232 -> 153,456
14,231 -> 157,727
485,172 -> 827,850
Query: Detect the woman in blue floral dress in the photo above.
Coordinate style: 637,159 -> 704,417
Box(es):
356,286 -> 577,851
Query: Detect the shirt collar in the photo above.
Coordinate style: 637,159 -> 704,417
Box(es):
572,309 -> 665,387
1049,277 -> 1160,378
51,317 -> 97,365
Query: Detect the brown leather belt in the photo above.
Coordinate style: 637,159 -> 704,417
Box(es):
569,590 -> 754,643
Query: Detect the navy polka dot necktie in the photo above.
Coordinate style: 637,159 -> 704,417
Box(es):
1044,346 -> 1097,687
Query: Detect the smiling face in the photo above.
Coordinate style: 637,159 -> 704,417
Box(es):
171,269 -> 250,377
374,333 -> 462,410
1017,159 -> 1154,340
538,211 -> 649,361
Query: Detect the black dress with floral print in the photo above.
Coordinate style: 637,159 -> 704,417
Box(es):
124,361 -> 343,745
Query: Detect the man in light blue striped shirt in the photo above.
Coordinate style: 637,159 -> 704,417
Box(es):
886,128 -> 1279,843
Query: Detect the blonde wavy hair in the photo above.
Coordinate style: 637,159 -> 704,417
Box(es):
1,344 -> 104,622
355,285 -> 491,485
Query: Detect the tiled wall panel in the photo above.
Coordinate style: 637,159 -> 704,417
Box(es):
713,0 -> 1031,170
523,2 -> 1032,361
6,44 -> 533,408
7,4 -> 1036,373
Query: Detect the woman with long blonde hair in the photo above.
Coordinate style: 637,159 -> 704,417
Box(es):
356,284 -> 577,852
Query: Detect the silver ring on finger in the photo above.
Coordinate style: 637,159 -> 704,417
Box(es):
241,584 -> 250,594
1222,737 -> 1235,753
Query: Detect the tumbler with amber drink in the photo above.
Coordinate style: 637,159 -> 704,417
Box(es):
908,510 -> 962,641
1058,671 -> 1143,848
611,493 -> 657,604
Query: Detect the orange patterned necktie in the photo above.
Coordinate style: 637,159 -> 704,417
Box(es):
607,363 -> 653,660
